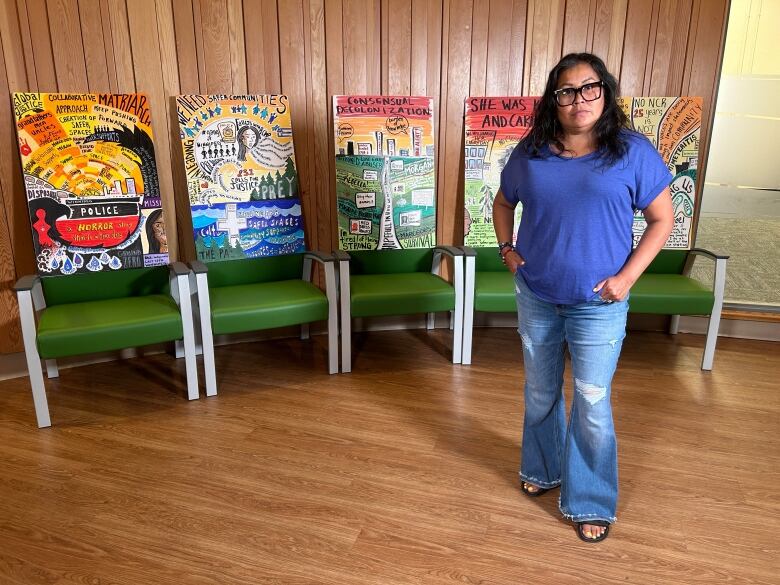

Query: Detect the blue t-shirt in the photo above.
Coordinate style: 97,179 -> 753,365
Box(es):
500,130 -> 672,304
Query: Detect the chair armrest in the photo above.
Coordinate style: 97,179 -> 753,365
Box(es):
682,249 -> 728,278
434,245 -> 464,258
190,260 -> 208,274
432,246 -> 464,280
169,262 -> 190,277
302,251 -> 334,283
460,246 -> 477,257
14,275 -> 41,292
690,248 -> 729,261
304,251 -> 335,264
333,250 -> 351,262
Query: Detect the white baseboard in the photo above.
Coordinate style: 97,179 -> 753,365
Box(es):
679,315 -> 780,341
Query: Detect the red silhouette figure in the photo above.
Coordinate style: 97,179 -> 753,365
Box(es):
33,209 -> 54,247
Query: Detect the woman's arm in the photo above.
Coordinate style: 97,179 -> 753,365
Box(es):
492,189 -> 525,273
594,186 -> 674,301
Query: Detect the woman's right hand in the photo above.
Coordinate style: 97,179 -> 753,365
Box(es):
502,249 -> 526,274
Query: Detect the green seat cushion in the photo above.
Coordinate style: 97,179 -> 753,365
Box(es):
474,271 -> 517,313
210,280 -> 328,335
36,295 -> 183,359
350,273 -> 455,318
629,274 -> 714,315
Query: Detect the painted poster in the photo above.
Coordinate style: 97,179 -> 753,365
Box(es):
176,95 -> 304,262
333,95 -> 436,250
13,92 -> 167,275
619,96 -> 702,249
463,96 -> 538,247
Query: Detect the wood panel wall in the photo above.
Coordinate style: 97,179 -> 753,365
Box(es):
0,0 -> 729,354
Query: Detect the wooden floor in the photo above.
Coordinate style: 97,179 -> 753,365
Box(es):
0,328 -> 778,584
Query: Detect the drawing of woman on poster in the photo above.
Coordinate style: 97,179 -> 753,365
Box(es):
236,125 -> 262,162
145,209 -> 168,254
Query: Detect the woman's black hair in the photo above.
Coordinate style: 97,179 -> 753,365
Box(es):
145,208 -> 164,254
520,52 -> 629,166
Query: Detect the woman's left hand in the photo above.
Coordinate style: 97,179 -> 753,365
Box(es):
593,273 -> 635,302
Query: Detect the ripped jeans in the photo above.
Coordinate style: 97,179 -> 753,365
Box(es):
515,273 -> 628,524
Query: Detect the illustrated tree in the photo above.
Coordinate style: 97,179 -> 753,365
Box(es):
260,175 -> 270,199
283,156 -> 297,198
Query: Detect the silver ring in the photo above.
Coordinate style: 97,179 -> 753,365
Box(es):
604,299 -> 614,304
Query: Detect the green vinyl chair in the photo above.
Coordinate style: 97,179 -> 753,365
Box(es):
629,248 -> 728,371
14,264 -> 199,428
461,246 -> 515,365
190,252 -> 338,396
336,247 -> 464,372
461,247 -> 728,370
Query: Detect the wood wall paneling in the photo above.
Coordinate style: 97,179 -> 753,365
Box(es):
484,0 -> 512,95
226,0 -> 247,94
562,0 -> 593,56
0,44 -> 24,353
127,0 -> 180,259
0,1 -> 35,353
278,0 -> 314,250
386,0 -> 412,95
0,0 -> 732,354
682,0 -> 730,244
592,0 -> 628,77
342,0 -> 368,93
78,0 -> 112,92
106,0 -> 136,91
619,0 -> 654,95
308,0 -> 335,251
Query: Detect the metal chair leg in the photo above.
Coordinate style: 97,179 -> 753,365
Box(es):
18,290 -> 51,428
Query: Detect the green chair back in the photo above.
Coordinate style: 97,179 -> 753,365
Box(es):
205,254 -> 305,287
472,247 -> 505,271
41,266 -> 171,307
643,249 -> 687,274
347,249 -> 434,275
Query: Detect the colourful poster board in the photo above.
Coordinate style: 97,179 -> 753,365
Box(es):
176,95 -> 304,262
619,96 -> 702,249
13,92 -> 167,275
333,95 -> 436,250
463,96 -> 538,247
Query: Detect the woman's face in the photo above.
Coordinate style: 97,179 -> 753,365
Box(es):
554,63 -> 605,136
241,129 -> 257,148
152,218 -> 167,246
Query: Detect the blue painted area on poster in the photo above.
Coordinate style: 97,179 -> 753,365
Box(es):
192,199 -> 305,260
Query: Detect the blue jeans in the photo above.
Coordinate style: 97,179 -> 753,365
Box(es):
515,273 -> 628,524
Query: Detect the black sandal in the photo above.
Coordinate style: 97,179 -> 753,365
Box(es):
520,481 -> 550,497
576,520 -> 611,543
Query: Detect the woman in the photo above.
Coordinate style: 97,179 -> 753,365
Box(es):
236,125 -> 261,162
493,53 -> 674,542
145,209 -> 168,254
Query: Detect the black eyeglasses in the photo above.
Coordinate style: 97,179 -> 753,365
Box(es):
553,81 -> 604,106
